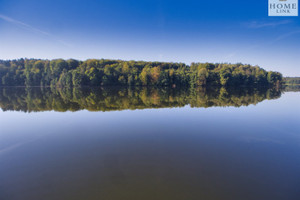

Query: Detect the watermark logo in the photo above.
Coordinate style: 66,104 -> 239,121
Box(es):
269,0 -> 298,16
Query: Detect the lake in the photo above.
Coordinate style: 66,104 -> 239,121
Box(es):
0,86 -> 299,200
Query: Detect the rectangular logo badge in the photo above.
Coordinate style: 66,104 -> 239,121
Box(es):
269,0 -> 298,16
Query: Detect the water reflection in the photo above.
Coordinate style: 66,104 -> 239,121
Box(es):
0,86 -> 299,200
0,86 -> 283,112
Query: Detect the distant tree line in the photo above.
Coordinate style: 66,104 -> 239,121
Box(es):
284,77 -> 300,85
0,86 -> 282,112
0,58 -> 283,87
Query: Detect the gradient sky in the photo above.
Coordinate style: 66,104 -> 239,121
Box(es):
0,0 -> 299,76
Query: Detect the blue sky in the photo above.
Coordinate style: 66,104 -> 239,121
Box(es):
0,0 -> 299,76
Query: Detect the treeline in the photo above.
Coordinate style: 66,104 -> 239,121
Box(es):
0,59 -> 283,87
0,86 -> 282,112
284,77 -> 300,85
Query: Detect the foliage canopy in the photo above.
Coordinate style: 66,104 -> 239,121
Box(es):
0,59 -> 283,87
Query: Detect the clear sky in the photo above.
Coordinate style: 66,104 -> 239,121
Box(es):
0,0 -> 299,76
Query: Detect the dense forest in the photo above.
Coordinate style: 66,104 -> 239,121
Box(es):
0,59 -> 283,87
0,86 -> 282,112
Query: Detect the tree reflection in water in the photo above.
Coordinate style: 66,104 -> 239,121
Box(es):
0,86 -> 284,112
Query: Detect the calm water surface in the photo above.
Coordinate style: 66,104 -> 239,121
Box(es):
0,87 -> 299,200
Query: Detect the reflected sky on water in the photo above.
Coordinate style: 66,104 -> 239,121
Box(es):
0,87 -> 299,200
